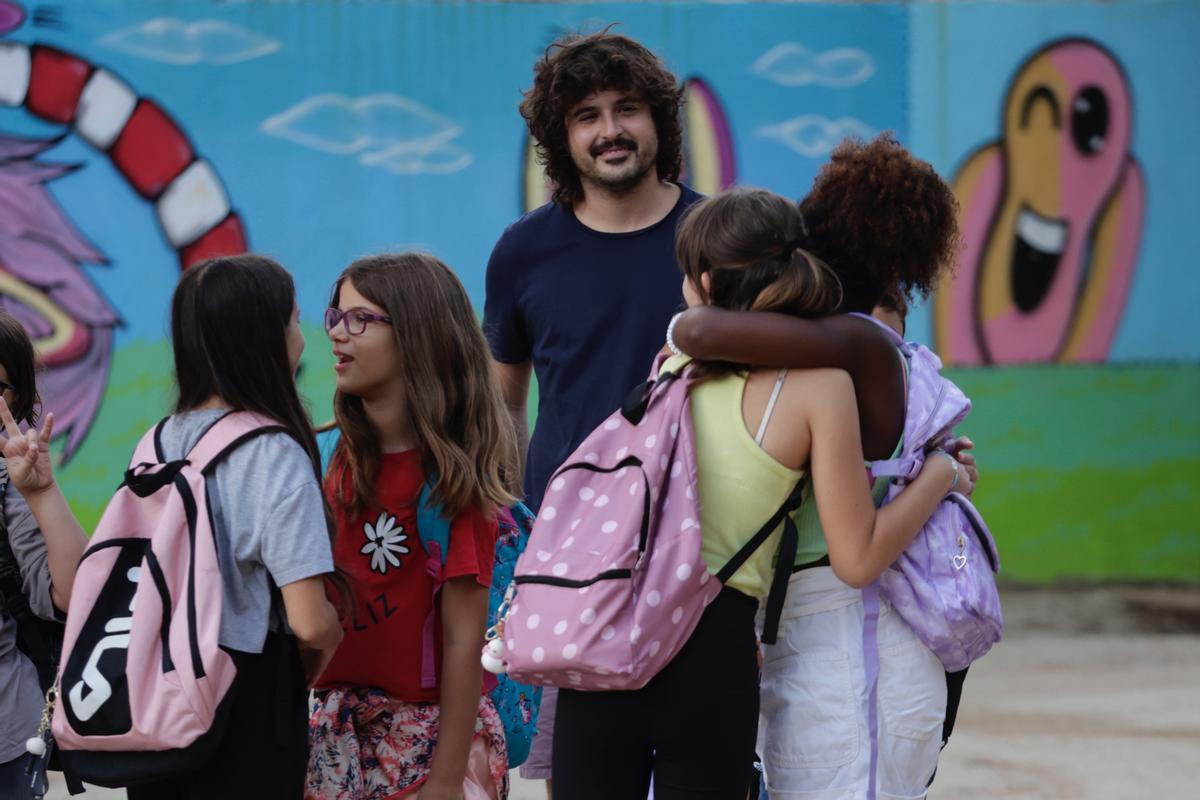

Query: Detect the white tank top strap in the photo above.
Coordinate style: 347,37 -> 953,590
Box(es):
754,368 -> 789,446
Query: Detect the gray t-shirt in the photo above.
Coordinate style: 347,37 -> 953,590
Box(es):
0,465 -> 58,762
157,409 -> 334,654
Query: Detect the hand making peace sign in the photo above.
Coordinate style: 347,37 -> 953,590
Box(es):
0,395 -> 56,497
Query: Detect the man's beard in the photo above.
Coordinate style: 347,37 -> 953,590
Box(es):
578,137 -> 657,195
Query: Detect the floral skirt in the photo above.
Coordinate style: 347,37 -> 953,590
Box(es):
306,687 -> 509,800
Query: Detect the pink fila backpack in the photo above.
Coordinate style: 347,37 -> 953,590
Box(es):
50,412 -> 286,787
486,360 -> 803,691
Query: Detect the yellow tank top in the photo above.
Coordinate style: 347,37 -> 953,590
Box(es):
663,355 -> 804,599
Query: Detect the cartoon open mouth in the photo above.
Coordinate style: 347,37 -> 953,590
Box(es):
1011,206 -> 1068,312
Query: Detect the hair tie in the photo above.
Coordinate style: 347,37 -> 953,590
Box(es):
783,239 -> 805,258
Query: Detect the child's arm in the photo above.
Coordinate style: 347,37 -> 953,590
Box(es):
422,574 -> 489,800
279,576 -> 343,685
675,307 -> 905,459
0,398 -> 87,611
804,372 -> 971,588
673,305 -> 864,370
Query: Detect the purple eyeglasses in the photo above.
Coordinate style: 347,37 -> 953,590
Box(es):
324,307 -> 392,336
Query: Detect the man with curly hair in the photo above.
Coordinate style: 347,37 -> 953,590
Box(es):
482,29 -> 701,793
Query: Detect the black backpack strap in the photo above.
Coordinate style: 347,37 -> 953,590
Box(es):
941,667 -> 969,747
715,477 -> 806,644
760,511 -> 799,645
266,577 -> 295,748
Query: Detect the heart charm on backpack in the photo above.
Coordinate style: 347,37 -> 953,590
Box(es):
854,312 -> 1004,672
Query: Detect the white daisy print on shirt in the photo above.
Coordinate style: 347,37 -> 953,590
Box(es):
360,511 -> 411,574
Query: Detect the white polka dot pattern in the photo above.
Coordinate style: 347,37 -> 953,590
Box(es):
497,360 -> 722,691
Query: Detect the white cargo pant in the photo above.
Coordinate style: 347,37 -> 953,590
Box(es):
758,567 -> 946,800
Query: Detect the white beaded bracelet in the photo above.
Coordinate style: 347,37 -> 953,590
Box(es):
666,311 -> 685,357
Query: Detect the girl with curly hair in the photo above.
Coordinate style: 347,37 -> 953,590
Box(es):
671,134 -> 975,798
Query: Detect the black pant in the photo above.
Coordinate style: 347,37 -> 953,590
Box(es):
552,587 -> 760,799
127,631 -> 309,800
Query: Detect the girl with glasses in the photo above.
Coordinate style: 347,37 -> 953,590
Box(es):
307,253 -> 518,800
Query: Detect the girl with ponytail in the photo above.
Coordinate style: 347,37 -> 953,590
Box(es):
550,188 -> 966,800
671,137 -> 976,798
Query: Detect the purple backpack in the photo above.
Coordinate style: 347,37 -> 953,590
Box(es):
854,313 -> 1003,671
491,360 -> 802,691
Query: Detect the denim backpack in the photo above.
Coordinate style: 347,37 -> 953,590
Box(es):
318,429 -> 541,767
851,313 -> 1003,671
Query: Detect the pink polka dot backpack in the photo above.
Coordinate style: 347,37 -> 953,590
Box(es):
482,359 -> 803,691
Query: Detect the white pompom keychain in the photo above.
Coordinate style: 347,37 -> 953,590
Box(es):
481,636 -> 506,675
25,684 -> 55,756
480,585 -> 513,675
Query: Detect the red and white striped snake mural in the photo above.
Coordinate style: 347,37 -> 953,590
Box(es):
0,8 -> 248,460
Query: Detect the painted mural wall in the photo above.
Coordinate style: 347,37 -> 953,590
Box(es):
0,0 -> 1195,582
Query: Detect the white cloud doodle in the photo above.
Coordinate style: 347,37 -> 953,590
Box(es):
99,18 -> 280,65
260,93 -> 472,175
757,116 -> 877,158
752,43 -> 875,88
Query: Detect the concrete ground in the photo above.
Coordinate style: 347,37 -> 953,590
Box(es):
45,586 -> 1200,799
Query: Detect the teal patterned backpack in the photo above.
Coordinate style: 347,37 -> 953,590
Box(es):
318,428 -> 541,767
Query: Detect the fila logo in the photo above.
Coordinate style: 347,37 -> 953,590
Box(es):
69,566 -> 140,722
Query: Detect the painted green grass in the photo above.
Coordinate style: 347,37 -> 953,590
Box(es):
946,363 -> 1200,581
52,339 -> 1199,582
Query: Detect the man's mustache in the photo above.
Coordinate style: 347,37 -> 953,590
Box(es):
590,138 -> 638,158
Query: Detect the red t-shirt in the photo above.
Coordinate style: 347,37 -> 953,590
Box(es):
316,450 -> 497,702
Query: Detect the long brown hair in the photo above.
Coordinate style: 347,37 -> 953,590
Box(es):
676,188 -> 843,375
520,29 -> 684,206
329,253 -> 517,520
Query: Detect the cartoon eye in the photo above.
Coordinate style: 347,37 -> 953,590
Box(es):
1071,86 -> 1109,156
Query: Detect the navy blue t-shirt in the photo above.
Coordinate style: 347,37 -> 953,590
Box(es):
484,185 -> 703,511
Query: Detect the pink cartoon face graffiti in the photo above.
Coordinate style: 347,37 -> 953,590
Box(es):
935,39 -> 1145,365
